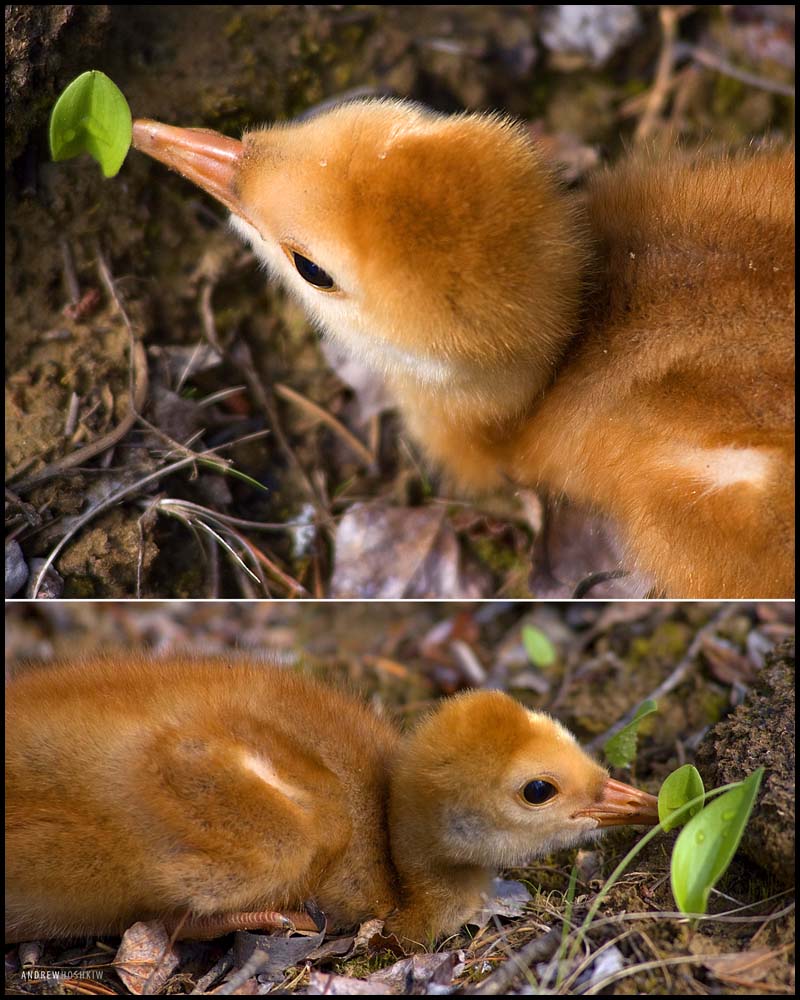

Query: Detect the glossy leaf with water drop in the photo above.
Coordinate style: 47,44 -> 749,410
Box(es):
671,767 -> 764,915
658,764 -> 705,831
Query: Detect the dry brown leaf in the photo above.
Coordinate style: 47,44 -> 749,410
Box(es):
308,971 -> 394,994
539,4 -> 642,67
529,500 -> 650,598
113,920 -> 180,995
369,950 -> 465,992
366,929 -> 408,960
306,935 -> 356,963
701,634 -> 757,685
468,878 -> 533,929
351,918 -> 389,957
210,976 -> 260,995
346,918 -> 408,962
703,946 -> 786,985
420,611 -> 481,663
330,502 -> 488,598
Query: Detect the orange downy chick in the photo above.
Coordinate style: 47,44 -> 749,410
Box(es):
132,101 -> 794,599
5,655 -> 658,946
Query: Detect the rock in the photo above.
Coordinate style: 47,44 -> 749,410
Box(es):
540,6 -> 641,68
694,638 -> 795,886
5,539 -> 29,597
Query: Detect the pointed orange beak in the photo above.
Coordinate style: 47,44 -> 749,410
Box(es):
573,776 -> 659,828
132,119 -> 246,219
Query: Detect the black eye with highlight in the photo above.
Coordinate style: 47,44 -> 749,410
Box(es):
292,252 -> 334,289
521,779 -> 558,805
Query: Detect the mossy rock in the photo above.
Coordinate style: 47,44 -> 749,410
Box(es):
694,638 -> 795,886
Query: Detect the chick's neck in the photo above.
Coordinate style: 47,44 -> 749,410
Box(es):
385,764 -> 495,944
385,203 -> 590,493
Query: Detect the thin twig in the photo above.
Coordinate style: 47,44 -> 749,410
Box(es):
197,385 -> 248,408
676,41 -> 796,98
95,242 -> 141,424
136,413 -> 229,470
461,926 -> 562,995
635,5 -> 681,144
274,381 -> 376,469
59,236 -> 81,305
151,497 -> 319,533
619,65 -> 693,118
206,527 -> 221,598
229,336 -> 335,531
175,338 -> 222,394
450,639 -> 488,686
229,528 -> 309,597
63,392 -> 81,438
199,279 -> 224,353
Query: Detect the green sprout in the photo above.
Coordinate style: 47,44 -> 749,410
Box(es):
49,70 -> 132,177
521,624 -> 557,669
603,698 -> 658,767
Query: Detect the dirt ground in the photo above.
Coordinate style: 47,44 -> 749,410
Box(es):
5,5 -> 795,599
4,600 -> 796,995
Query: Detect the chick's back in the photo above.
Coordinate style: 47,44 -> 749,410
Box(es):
5,656 -> 401,940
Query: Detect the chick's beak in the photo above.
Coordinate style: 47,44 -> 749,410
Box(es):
573,776 -> 659,828
132,119 -> 245,219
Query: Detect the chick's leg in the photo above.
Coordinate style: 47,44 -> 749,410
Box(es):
166,908 -> 319,940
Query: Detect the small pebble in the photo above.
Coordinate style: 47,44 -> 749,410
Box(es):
5,540 -> 29,598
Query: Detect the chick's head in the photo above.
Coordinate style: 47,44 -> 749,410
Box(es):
134,100 -> 585,394
391,691 -> 657,871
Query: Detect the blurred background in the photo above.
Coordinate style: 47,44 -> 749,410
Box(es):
6,6 -> 796,599
5,598 -> 792,747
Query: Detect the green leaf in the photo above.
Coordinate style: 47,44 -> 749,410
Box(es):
49,70 -> 132,178
671,767 -> 764,915
658,764 -> 705,831
603,698 -> 658,768
521,625 -> 557,668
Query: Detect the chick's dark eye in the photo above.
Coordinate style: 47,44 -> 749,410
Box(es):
292,252 -> 334,289
522,779 -> 558,805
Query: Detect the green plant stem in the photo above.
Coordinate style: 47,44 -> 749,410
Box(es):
554,865 -> 579,987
